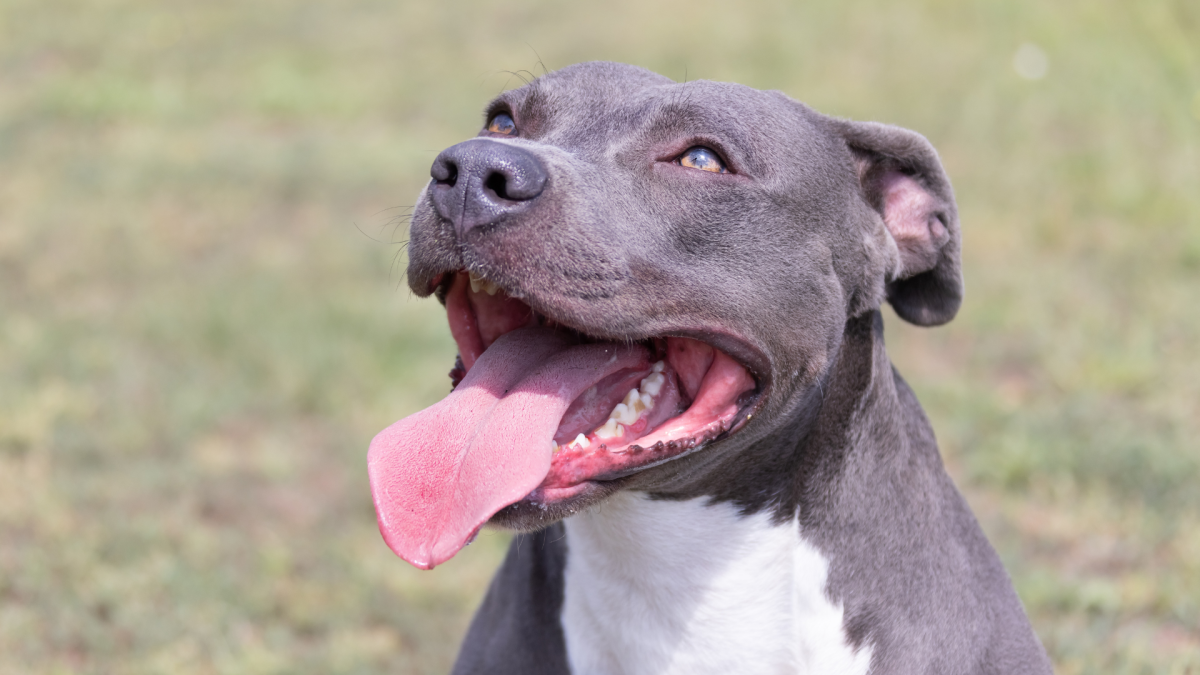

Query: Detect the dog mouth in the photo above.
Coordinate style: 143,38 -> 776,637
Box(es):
368,270 -> 760,569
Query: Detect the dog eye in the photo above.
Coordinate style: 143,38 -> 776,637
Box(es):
677,146 -> 727,173
487,113 -> 516,135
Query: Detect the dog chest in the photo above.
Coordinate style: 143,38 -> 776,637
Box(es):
560,493 -> 873,675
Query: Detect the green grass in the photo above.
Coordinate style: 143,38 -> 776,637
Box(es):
1,0 -> 1197,672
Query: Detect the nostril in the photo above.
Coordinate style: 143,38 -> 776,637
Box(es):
484,172 -> 510,200
432,160 -> 458,187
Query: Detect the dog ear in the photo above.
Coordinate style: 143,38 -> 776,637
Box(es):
835,120 -> 963,326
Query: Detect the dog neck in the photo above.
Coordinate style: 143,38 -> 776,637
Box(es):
560,492 -> 874,675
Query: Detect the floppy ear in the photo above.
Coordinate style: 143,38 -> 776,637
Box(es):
835,120 -> 963,326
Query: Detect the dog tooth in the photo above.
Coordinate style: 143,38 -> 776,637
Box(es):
640,392 -> 653,409
642,372 -> 664,387
609,403 -> 629,422
595,419 -> 622,439
573,433 -> 590,448
652,360 -> 665,373
616,404 -> 638,425
468,272 -> 500,295
551,441 -> 560,453
623,388 -> 641,408
640,372 -> 664,397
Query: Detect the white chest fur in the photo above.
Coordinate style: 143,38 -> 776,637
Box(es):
560,493 -> 873,675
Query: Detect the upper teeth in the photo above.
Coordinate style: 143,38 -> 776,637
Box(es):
468,272 -> 500,295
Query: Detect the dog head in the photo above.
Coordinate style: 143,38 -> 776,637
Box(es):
369,62 -> 961,568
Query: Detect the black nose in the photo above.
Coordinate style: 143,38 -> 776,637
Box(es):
429,139 -> 548,234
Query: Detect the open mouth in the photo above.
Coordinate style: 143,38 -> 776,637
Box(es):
368,270 -> 760,568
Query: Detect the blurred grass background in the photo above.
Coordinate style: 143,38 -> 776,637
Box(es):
0,0 -> 1197,672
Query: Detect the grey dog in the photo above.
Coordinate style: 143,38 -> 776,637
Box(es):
367,61 -> 1052,674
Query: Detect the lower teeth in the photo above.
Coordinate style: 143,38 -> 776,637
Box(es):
566,360 -> 666,449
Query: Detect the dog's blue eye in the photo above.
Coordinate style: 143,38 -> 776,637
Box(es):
487,113 -> 516,135
677,146 -> 727,173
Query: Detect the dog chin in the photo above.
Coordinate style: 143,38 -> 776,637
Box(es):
486,480 -> 621,532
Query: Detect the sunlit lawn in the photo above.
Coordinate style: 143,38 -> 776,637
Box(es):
1,0 -> 1197,672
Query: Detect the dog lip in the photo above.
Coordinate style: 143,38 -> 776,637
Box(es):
488,372 -> 770,527
432,267 -> 774,399
535,321 -> 771,407
539,383 -> 765,488
511,391 -> 763,506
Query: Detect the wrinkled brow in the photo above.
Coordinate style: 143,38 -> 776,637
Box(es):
641,100 -> 758,167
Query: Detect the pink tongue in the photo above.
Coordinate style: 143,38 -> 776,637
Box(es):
368,327 -> 649,569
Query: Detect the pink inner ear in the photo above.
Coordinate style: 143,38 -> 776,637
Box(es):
879,172 -> 948,277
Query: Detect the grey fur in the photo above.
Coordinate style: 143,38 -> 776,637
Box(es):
402,61 -> 1050,674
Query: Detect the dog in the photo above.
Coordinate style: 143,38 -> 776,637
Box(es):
367,61 -> 1052,674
